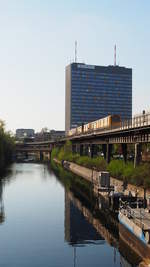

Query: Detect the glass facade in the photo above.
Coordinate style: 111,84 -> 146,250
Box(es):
65,63 -> 132,131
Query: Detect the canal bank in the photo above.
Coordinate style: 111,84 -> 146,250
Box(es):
51,142 -> 150,192
53,158 -> 150,200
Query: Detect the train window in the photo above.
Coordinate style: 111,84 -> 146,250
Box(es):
112,115 -> 121,122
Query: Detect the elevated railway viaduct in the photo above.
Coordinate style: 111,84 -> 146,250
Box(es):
68,121 -> 150,166
16,118 -> 150,166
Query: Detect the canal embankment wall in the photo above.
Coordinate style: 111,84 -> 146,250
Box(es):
53,158 -> 150,199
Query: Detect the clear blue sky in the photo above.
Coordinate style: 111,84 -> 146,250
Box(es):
0,0 -> 150,132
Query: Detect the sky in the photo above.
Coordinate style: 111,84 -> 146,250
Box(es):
0,0 -> 150,133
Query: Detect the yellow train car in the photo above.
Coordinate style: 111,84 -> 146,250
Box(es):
67,114 -> 121,137
68,128 -> 77,136
84,115 -> 121,133
76,126 -> 82,135
110,114 -> 121,129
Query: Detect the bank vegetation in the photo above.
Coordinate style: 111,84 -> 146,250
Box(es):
0,120 -> 15,171
51,141 -> 150,189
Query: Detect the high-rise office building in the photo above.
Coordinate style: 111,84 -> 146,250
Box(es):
65,63 -> 132,132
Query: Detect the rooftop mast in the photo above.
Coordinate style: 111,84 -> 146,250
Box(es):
114,44 -> 116,66
75,41 -> 77,63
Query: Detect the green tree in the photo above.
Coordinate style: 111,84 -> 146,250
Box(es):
0,120 -> 15,170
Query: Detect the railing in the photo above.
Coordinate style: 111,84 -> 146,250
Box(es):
73,112 -> 150,137
120,112 -> 150,130
119,200 -> 146,230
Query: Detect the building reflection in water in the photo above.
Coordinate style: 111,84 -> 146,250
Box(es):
64,188 -> 142,267
0,164 -> 144,267
65,189 -> 106,267
65,189 -> 104,246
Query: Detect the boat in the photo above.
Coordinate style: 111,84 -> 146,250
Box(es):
118,200 -> 150,245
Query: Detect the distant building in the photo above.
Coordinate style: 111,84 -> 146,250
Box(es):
34,132 -> 49,142
65,63 -> 132,132
34,130 -> 65,142
16,129 -> 35,139
50,130 -> 65,140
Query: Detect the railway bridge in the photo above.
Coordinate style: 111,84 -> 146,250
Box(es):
16,113 -> 150,166
15,141 -> 56,161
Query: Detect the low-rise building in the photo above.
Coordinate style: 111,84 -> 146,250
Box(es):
34,130 -> 65,142
16,129 -> 35,140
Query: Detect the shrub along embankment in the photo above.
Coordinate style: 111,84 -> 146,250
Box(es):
51,141 -> 150,190
0,120 -> 15,172
107,160 -> 150,188
52,143 -> 107,171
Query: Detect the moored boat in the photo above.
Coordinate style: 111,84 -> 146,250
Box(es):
119,200 -> 150,245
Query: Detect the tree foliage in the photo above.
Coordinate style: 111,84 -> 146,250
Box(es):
0,120 -> 15,170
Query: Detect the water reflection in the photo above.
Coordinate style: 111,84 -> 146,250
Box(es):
51,161 -> 147,266
0,180 -> 4,224
65,190 -> 104,246
63,183 -> 140,267
0,163 -> 142,267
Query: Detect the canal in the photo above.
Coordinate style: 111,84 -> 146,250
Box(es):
0,163 -> 139,267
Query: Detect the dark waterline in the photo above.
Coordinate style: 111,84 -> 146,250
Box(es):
0,163 -> 138,267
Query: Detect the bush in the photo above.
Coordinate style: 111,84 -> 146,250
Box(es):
92,157 -> 107,171
107,160 -> 150,188
107,160 -> 125,180
122,162 -> 134,182
132,163 -> 150,187
0,121 -> 15,169
75,156 -> 107,171
52,142 -> 150,189
51,147 -> 59,160
52,142 -> 107,171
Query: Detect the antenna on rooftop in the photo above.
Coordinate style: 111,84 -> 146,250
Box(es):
114,44 -> 116,66
75,41 -> 77,63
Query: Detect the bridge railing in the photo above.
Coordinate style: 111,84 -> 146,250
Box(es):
69,113 -> 150,138
120,112 -> 150,130
81,112 -> 150,136
91,113 -> 150,133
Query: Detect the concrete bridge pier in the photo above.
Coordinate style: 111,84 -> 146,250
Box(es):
84,145 -> 89,156
79,144 -> 83,156
25,152 -> 28,159
76,144 -> 81,155
88,144 -> 95,158
40,151 -> 43,161
102,144 -> 107,160
106,144 -> 113,163
122,143 -> 127,162
134,143 -> 142,167
72,144 -> 77,154
43,152 -> 51,161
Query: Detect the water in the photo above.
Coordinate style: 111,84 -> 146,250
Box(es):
0,163 -> 139,267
